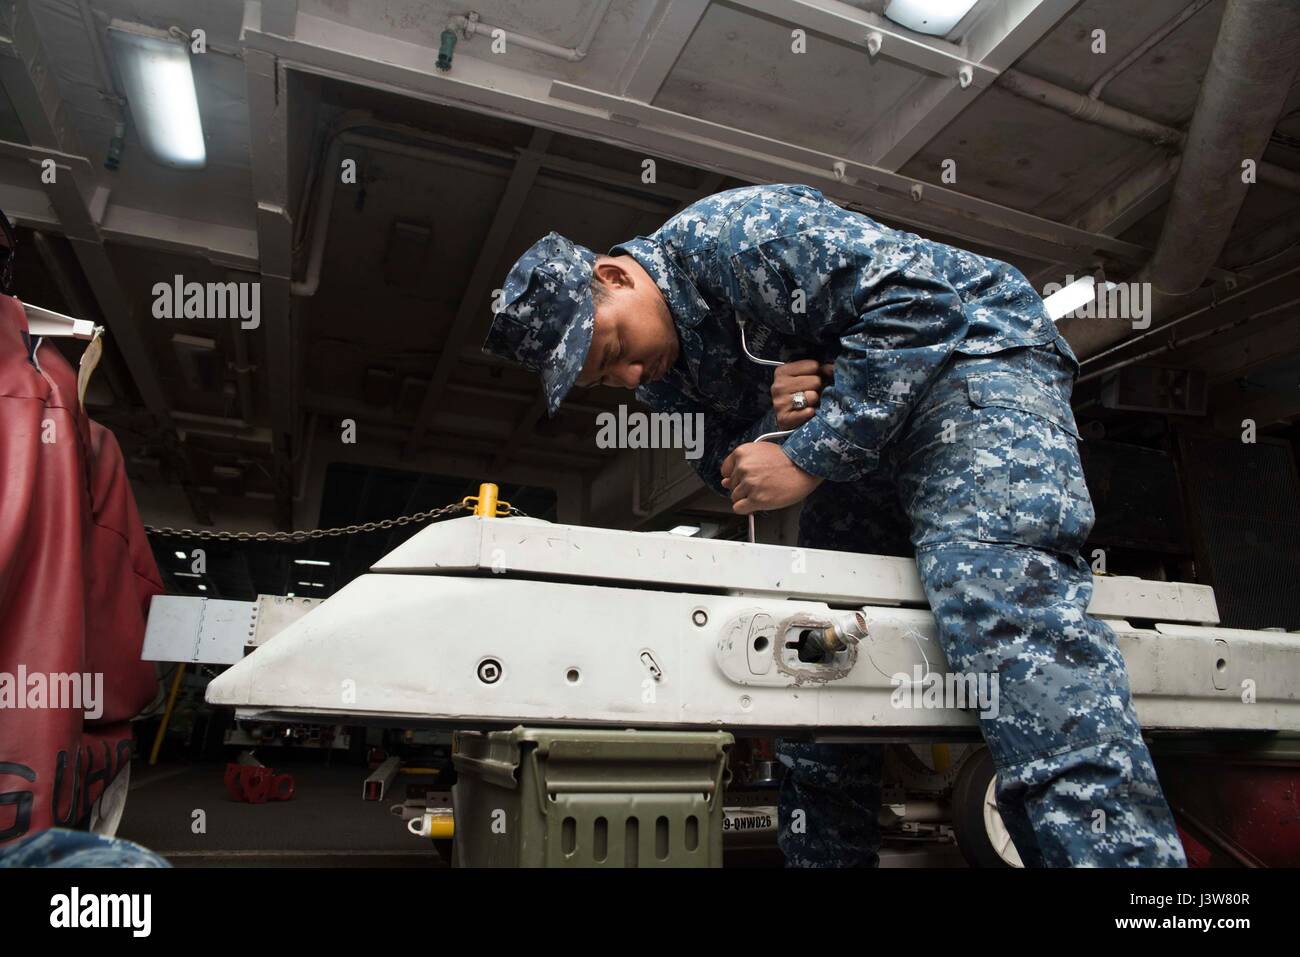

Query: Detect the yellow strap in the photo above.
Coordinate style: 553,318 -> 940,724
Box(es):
76,327 -> 103,413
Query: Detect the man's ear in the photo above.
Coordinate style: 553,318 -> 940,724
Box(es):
593,257 -> 633,290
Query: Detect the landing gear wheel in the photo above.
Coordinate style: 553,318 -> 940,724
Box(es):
951,748 -> 1023,868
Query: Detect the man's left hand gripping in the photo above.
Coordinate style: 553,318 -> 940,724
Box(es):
721,442 -> 824,515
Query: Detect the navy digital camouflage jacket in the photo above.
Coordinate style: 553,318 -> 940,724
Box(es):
613,183 -> 1069,493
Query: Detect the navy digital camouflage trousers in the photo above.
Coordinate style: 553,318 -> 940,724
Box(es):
0,828 -> 170,867
777,338 -> 1186,867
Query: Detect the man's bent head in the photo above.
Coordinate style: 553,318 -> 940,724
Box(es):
483,233 -> 677,414
576,255 -> 677,391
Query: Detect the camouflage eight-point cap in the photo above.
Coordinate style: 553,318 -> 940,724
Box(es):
482,231 -> 598,415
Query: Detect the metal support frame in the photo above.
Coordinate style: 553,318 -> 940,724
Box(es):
0,176 -> 259,267
261,0 -> 299,39
363,756 -> 401,801
0,8 -> 216,522
732,0 -> 990,78
547,79 -> 1148,266
244,46 -> 297,527
731,0 -> 1082,170
618,0 -> 711,102
403,128 -> 553,453
239,3 -> 1152,272
0,4 -> 258,267
1073,264 -> 1300,389
142,593 -> 324,664
0,139 -> 173,416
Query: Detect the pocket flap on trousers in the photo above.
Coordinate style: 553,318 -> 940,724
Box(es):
966,371 -> 1081,438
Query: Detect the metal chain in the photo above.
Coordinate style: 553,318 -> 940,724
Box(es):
144,500 -> 528,542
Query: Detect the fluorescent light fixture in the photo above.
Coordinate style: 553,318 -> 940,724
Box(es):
884,0 -> 980,36
297,581 -> 325,588
1043,276 -> 1120,321
197,584 -> 207,591
293,559 -> 331,566
174,550 -> 187,559
174,571 -> 200,578
668,525 -> 701,537
108,21 -> 206,169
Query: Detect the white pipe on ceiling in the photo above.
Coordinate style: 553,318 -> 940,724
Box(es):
447,1 -> 613,62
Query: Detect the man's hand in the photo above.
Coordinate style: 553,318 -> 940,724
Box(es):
772,360 -> 834,430
721,442 -> 823,515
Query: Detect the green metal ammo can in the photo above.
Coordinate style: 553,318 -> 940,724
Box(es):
451,727 -> 733,867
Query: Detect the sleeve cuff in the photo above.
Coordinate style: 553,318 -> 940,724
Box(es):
780,414 -> 877,482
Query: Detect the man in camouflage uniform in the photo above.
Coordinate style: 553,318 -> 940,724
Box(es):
483,183 -> 1186,867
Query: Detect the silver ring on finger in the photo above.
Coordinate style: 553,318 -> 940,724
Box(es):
791,390 -> 808,411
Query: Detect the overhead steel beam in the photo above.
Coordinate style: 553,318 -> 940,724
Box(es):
547,79 -> 1151,266
0,114 -> 172,421
997,69 -> 1300,193
97,203 -> 259,269
964,0 -> 1073,69
0,8 -> 218,522
1026,153 -> 1180,290
243,43 -> 296,528
239,5 -> 1155,271
853,0 -> 1080,169
403,127 -> 554,454
0,175 -> 258,266
731,1 -> 1079,170
0,181 -> 59,227
1180,310 -> 1300,385
0,140 -> 97,233
0,1 -> 81,149
0,4 -> 258,267
324,114 -> 701,206
618,0 -> 710,102
730,0 -> 990,79
854,71 -> 988,172
1064,154 -> 1180,240
261,0 -> 299,39
1076,263 -> 1300,385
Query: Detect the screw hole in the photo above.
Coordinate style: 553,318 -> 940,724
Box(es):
477,658 -> 502,684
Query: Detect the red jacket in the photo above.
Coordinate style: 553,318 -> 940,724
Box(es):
0,293 -> 161,843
